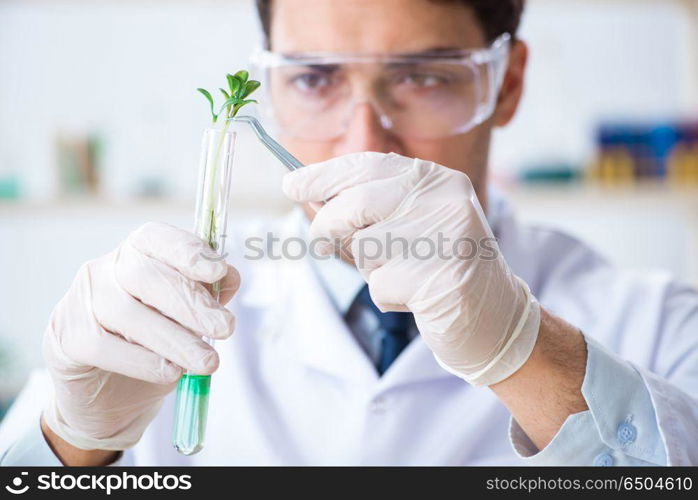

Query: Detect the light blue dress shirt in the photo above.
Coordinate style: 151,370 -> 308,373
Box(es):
509,336 -> 667,465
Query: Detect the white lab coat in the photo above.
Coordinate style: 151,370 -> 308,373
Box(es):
1,195 -> 697,465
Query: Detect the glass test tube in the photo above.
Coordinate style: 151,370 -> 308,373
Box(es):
172,126 -> 235,455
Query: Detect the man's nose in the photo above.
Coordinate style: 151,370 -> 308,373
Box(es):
333,102 -> 404,156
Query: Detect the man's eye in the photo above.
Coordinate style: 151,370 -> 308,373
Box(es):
290,73 -> 333,93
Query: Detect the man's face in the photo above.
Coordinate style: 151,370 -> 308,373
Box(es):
268,0 -> 526,206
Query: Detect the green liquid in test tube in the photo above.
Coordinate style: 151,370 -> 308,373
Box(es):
173,374 -> 211,455
172,126 -> 235,455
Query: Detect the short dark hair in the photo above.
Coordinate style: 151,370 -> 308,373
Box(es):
255,0 -> 525,48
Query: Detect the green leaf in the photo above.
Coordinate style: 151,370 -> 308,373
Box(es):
233,77 -> 245,98
232,99 -> 257,116
197,88 -> 218,122
242,80 -> 261,98
218,96 -> 242,115
234,70 -> 249,84
219,88 -> 230,100
226,74 -> 240,96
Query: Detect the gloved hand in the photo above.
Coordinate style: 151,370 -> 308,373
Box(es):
42,222 -> 239,451
283,152 -> 540,386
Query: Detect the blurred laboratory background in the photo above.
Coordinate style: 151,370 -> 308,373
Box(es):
1,0 -> 697,412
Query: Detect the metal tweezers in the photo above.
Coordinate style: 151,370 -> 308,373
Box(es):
232,115 -> 304,172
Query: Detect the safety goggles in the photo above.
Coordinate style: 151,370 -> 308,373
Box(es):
250,34 -> 510,141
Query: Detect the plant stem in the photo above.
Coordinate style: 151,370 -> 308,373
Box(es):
201,115 -> 232,299
204,118 -> 231,246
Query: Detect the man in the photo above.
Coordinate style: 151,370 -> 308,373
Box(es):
1,0 -> 697,466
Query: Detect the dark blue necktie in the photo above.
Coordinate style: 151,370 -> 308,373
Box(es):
354,285 -> 412,375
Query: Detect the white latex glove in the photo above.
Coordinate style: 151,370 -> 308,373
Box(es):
283,152 -> 540,386
42,222 -> 239,450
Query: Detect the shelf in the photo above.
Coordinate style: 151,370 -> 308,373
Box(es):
503,181 -> 698,202
2,181 -> 697,213
0,195 -> 292,216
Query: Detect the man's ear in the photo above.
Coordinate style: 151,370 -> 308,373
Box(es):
492,40 -> 528,127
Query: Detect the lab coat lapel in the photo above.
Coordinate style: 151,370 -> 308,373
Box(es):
239,210 -> 379,385
376,334 -> 460,388
285,254 -> 380,385
487,187 -> 542,295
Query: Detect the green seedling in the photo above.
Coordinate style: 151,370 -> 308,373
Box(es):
197,70 -> 260,124
195,70 -> 260,264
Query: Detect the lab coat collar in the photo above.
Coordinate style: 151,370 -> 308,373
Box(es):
486,186 -> 543,296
